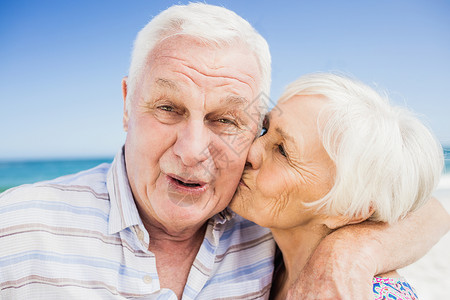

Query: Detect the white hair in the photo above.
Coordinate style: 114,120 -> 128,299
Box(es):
279,73 -> 444,223
126,2 -> 271,117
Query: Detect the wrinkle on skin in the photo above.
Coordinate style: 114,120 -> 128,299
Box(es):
267,187 -> 291,221
172,70 -> 202,89
181,63 -> 257,88
153,43 -> 259,94
294,164 -> 329,189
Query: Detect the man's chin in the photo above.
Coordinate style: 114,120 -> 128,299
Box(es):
157,202 -> 218,232
166,190 -> 213,209
154,191 -> 220,223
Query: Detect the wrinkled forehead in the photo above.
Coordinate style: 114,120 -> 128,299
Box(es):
143,35 -> 263,104
148,35 -> 261,80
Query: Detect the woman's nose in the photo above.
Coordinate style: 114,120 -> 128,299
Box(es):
245,139 -> 263,170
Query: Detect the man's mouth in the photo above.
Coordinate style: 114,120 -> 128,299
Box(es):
166,174 -> 208,194
173,178 -> 202,187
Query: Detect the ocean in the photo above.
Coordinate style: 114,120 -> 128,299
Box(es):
0,158 -> 113,192
0,148 -> 449,193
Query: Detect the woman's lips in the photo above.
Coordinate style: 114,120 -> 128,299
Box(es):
239,178 -> 249,188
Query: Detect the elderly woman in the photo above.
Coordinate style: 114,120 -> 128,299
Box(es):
230,73 -> 444,299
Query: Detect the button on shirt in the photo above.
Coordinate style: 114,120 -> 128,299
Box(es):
0,148 -> 275,299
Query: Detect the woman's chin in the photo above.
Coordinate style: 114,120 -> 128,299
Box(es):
228,197 -> 241,213
229,197 -> 248,218
229,189 -> 263,225
230,202 -> 262,227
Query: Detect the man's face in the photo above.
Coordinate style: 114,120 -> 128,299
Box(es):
123,35 -> 262,234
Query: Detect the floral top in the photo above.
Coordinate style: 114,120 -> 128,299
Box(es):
373,277 -> 418,299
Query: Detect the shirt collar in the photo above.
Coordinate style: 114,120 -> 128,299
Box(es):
107,147 -> 144,235
211,207 -> 234,225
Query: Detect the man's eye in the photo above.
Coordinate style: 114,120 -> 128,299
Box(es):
278,144 -> 287,157
217,118 -> 235,125
260,127 -> 268,136
158,105 -> 175,112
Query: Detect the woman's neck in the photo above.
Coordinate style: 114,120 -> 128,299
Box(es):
270,224 -> 332,298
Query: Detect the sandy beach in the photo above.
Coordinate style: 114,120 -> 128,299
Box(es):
398,174 -> 450,299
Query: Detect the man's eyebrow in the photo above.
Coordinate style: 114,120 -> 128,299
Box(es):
155,78 -> 179,91
275,127 -> 295,143
220,94 -> 248,108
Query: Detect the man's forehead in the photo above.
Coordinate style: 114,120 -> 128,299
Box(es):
149,36 -> 226,68
147,36 -> 261,89
152,77 -> 249,106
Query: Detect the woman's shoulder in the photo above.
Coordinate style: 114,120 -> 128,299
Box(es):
372,276 -> 418,300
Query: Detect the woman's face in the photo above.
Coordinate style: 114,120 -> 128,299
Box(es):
230,95 -> 335,229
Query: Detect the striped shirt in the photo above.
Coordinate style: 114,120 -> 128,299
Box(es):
0,148 -> 275,299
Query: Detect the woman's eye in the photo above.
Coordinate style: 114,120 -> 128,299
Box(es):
278,144 -> 287,157
260,127 -> 268,136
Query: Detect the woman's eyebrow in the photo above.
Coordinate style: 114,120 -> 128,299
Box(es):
276,127 -> 295,144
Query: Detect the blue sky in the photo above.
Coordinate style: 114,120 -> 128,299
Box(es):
1,0 -> 449,159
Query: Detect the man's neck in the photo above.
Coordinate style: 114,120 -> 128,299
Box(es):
147,219 -> 208,299
147,221 -> 208,252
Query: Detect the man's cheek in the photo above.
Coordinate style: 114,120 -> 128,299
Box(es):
218,132 -> 254,161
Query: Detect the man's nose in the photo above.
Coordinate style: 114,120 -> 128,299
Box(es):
173,119 -> 210,167
245,139 -> 263,170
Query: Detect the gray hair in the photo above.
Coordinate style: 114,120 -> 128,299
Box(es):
279,73 -> 444,223
126,3 -> 271,117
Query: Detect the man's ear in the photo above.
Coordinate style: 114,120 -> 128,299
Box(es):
323,206 -> 375,230
122,76 -> 129,132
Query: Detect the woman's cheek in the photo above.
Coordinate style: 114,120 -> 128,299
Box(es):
257,167 -> 291,199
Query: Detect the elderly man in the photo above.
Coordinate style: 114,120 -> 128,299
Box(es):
1,3 -> 449,299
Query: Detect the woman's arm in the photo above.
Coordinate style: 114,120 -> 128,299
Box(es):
287,197 -> 450,299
